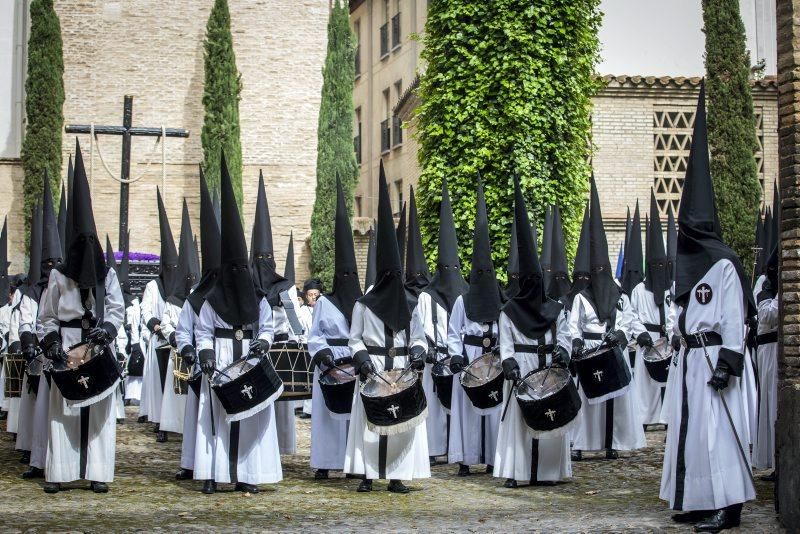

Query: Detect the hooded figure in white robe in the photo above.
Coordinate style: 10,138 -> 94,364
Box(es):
659,85 -> 755,532
38,141 -> 125,493
193,156 -> 282,494
344,162 -> 430,493
569,177 -> 646,458
114,240 -> 144,402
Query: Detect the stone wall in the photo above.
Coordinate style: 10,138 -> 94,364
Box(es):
1,0 -> 330,282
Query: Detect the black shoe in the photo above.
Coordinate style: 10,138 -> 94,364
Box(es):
175,468 -> 193,480
314,469 -> 329,480
503,478 -> 518,488
672,510 -> 712,524
235,482 -> 259,494
117,418 -> 125,425
486,465 -> 493,474
43,482 -> 61,494
531,480 -> 557,486
124,399 -> 131,407
693,505 -> 742,532
457,464 -> 470,477
20,451 -> 30,464
387,480 -> 410,494
571,450 -> 582,462
90,481 -> 109,493
345,473 -> 360,479
153,423 -> 160,433
156,431 -> 167,443
21,466 -> 44,479
429,456 -> 436,467
137,416 -> 146,423
605,448 -> 619,460
298,413 -> 311,419
643,424 -> 648,433
357,479 -> 373,492
202,479 -> 216,494
760,471 -> 776,482
0,410 -> 7,420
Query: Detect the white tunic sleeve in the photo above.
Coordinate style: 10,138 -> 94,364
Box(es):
498,312 -> 515,363
140,280 -> 159,331
195,301 -> 215,352
102,268 -> 125,334
175,301 -> 197,353
38,272 -> 62,341
18,295 -> 38,334
257,298 -> 274,345
757,297 -> 779,331
566,294 -> 585,342
348,302 -> 368,357
127,299 -> 142,345
718,261 -> 746,359
446,296 -> 466,358
409,295 -> 429,352
159,302 -> 181,340
555,311 -> 571,353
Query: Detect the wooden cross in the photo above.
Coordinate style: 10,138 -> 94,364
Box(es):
65,95 -> 189,251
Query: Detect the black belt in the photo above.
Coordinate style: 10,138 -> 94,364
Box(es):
366,345 -> 408,357
464,335 -> 496,349
274,333 -> 289,343
683,331 -> 723,349
513,343 -> 555,355
643,323 -> 663,334
60,318 -> 96,330
214,328 -> 253,340
756,332 -> 778,345
582,332 -> 603,340
326,338 -> 349,347
430,345 -> 448,354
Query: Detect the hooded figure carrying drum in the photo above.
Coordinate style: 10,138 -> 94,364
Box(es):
39,141 -> 125,494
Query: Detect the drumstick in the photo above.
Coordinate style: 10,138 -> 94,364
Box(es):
369,369 -> 394,387
462,368 -> 482,382
331,364 -> 356,378
396,364 -> 414,384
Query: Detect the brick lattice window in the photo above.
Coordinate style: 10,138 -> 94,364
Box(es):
652,106 -> 765,219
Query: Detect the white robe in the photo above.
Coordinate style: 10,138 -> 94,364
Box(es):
568,292 -> 646,452
157,301 -> 187,434
123,298 -> 144,401
15,293 -> 41,452
0,301 -> 12,411
193,299 -> 282,485
38,268 -> 125,483
445,295 -> 501,467
5,289 -> 22,431
139,279 -> 167,421
629,283 -> 674,426
175,300 -> 200,471
494,308 -> 573,483
752,294 -> 778,469
30,301 -> 50,470
307,297 -> 351,470
271,285 -> 301,455
299,304 -> 314,416
660,259 -> 756,511
343,301 -> 431,481
409,291 -> 450,457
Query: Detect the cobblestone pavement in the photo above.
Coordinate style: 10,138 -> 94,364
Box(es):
0,407 -> 781,532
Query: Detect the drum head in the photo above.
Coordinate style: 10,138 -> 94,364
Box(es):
320,362 -> 357,386
432,358 -> 452,378
460,353 -> 501,388
211,356 -> 259,387
361,369 -> 416,398
517,367 -> 571,401
65,343 -> 96,370
642,337 -> 672,363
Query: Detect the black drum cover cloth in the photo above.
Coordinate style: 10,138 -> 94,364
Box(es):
573,345 -> 632,405
267,342 -> 313,400
516,366 -> 582,439
360,369 -> 428,436
48,343 -> 122,408
155,345 -> 171,393
431,357 -> 453,411
641,337 -> 672,383
187,371 -> 203,398
126,349 -> 145,377
211,354 -> 284,423
459,353 -> 504,413
318,358 -> 357,416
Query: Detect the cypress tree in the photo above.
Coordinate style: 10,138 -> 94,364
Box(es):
20,0 -> 64,238
309,0 -> 358,288
201,0 -> 244,206
702,0 -> 761,264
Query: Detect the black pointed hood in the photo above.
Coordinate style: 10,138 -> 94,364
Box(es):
358,161 -> 411,331
212,190 -> 221,229
765,183 -> 780,291
645,190 -> 669,305
105,235 -> 116,270
540,205 -> 553,294
168,199 -> 198,307
156,187 -> 179,299
675,83 -> 754,315
328,176 -> 363,323
464,178 -> 503,323
188,166 -> 222,315
504,211 -> 520,298
119,232 -> 134,307
404,186 -> 430,304
41,171 -> 62,262
58,181 -> 67,256
23,203 -> 43,301
250,170 -> 291,306
753,209 -> 765,277
585,176 -> 621,323
64,155 -> 74,252
424,179 -> 468,313
547,205 -> 571,300
621,200 -> 644,294
364,220 -> 377,289
567,200 -> 591,306
396,201 -> 407,274
284,232 -> 295,284
59,140 -> 106,289
502,177 -> 562,337
206,154 -> 260,326
666,208 -> 677,286
0,217 -> 9,306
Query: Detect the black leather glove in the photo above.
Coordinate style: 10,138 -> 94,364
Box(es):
409,345 -> 426,371
181,345 -> 197,366
671,335 -> 682,352
249,339 -> 270,354
22,343 -> 37,364
502,358 -> 521,382
410,356 -> 425,371
20,332 -> 36,364
87,327 -> 113,345
449,355 -> 465,374
613,329 -> 628,348
318,352 -> 335,369
199,350 -> 216,377
9,341 -> 21,354
571,338 -> 585,359
45,341 -> 65,362
359,360 -> 376,380
169,332 -> 177,348
636,332 -> 654,349
425,348 -> 437,364
708,360 -> 731,391
552,346 -> 570,368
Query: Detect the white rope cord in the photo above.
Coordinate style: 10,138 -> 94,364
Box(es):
161,125 -> 166,197
90,123 -> 166,185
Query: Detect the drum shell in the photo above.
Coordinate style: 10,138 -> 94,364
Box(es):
461,371 -> 504,411
361,374 -> 428,436
126,349 -> 144,377
573,346 -> 631,404
211,356 -> 283,420
319,358 -> 356,415
516,370 -> 582,434
431,360 -> 453,411
3,354 -> 25,398
268,342 -> 312,400
49,345 -> 121,406
644,357 -> 670,383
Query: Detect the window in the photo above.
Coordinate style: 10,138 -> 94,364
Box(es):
391,0 -> 401,50
354,20 -> 361,78
394,180 -> 404,215
355,195 -> 363,217
380,89 -> 391,153
379,0 -> 390,59
392,80 -> 403,148
354,107 -> 362,164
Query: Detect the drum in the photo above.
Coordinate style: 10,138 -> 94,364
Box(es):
516,366 -> 582,438
267,342 -> 312,400
126,347 -> 145,377
187,370 -> 203,397
172,351 -> 191,395
318,358 -> 357,416
360,368 -> 428,436
3,353 -> 25,398
154,345 -> 171,392
642,337 -> 673,383
459,352 -> 504,413
211,354 -> 284,422
48,342 -> 122,408
431,357 -> 454,411
25,356 -> 44,397
573,344 -> 631,405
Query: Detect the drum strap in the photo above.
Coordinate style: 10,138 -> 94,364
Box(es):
326,338 -> 349,347
582,332 -> 603,341
378,325 -> 394,480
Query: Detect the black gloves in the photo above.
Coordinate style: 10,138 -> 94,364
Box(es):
449,355 -> 465,374
636,332 -> 654,349
45,340 -> 65,362
9,341 -> 21,354
169,332 -> 177,348
708,360 -> 731,391
409,345 -> 426,371
671,335 -> 682,352
181,345 -> 197,366
87,326 -> 113,345
318,352 -> 335,369
410,357 -> 425,372
571,338 -> 585,359
20,332 -> 36,364
502,358 -> 521,382
359,360 -> 376,380
552,346 -> 570,368
249,339 -> 270,354
613,329 -> 628,348
199,350 -> 216,377
425,348 -> 438,365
